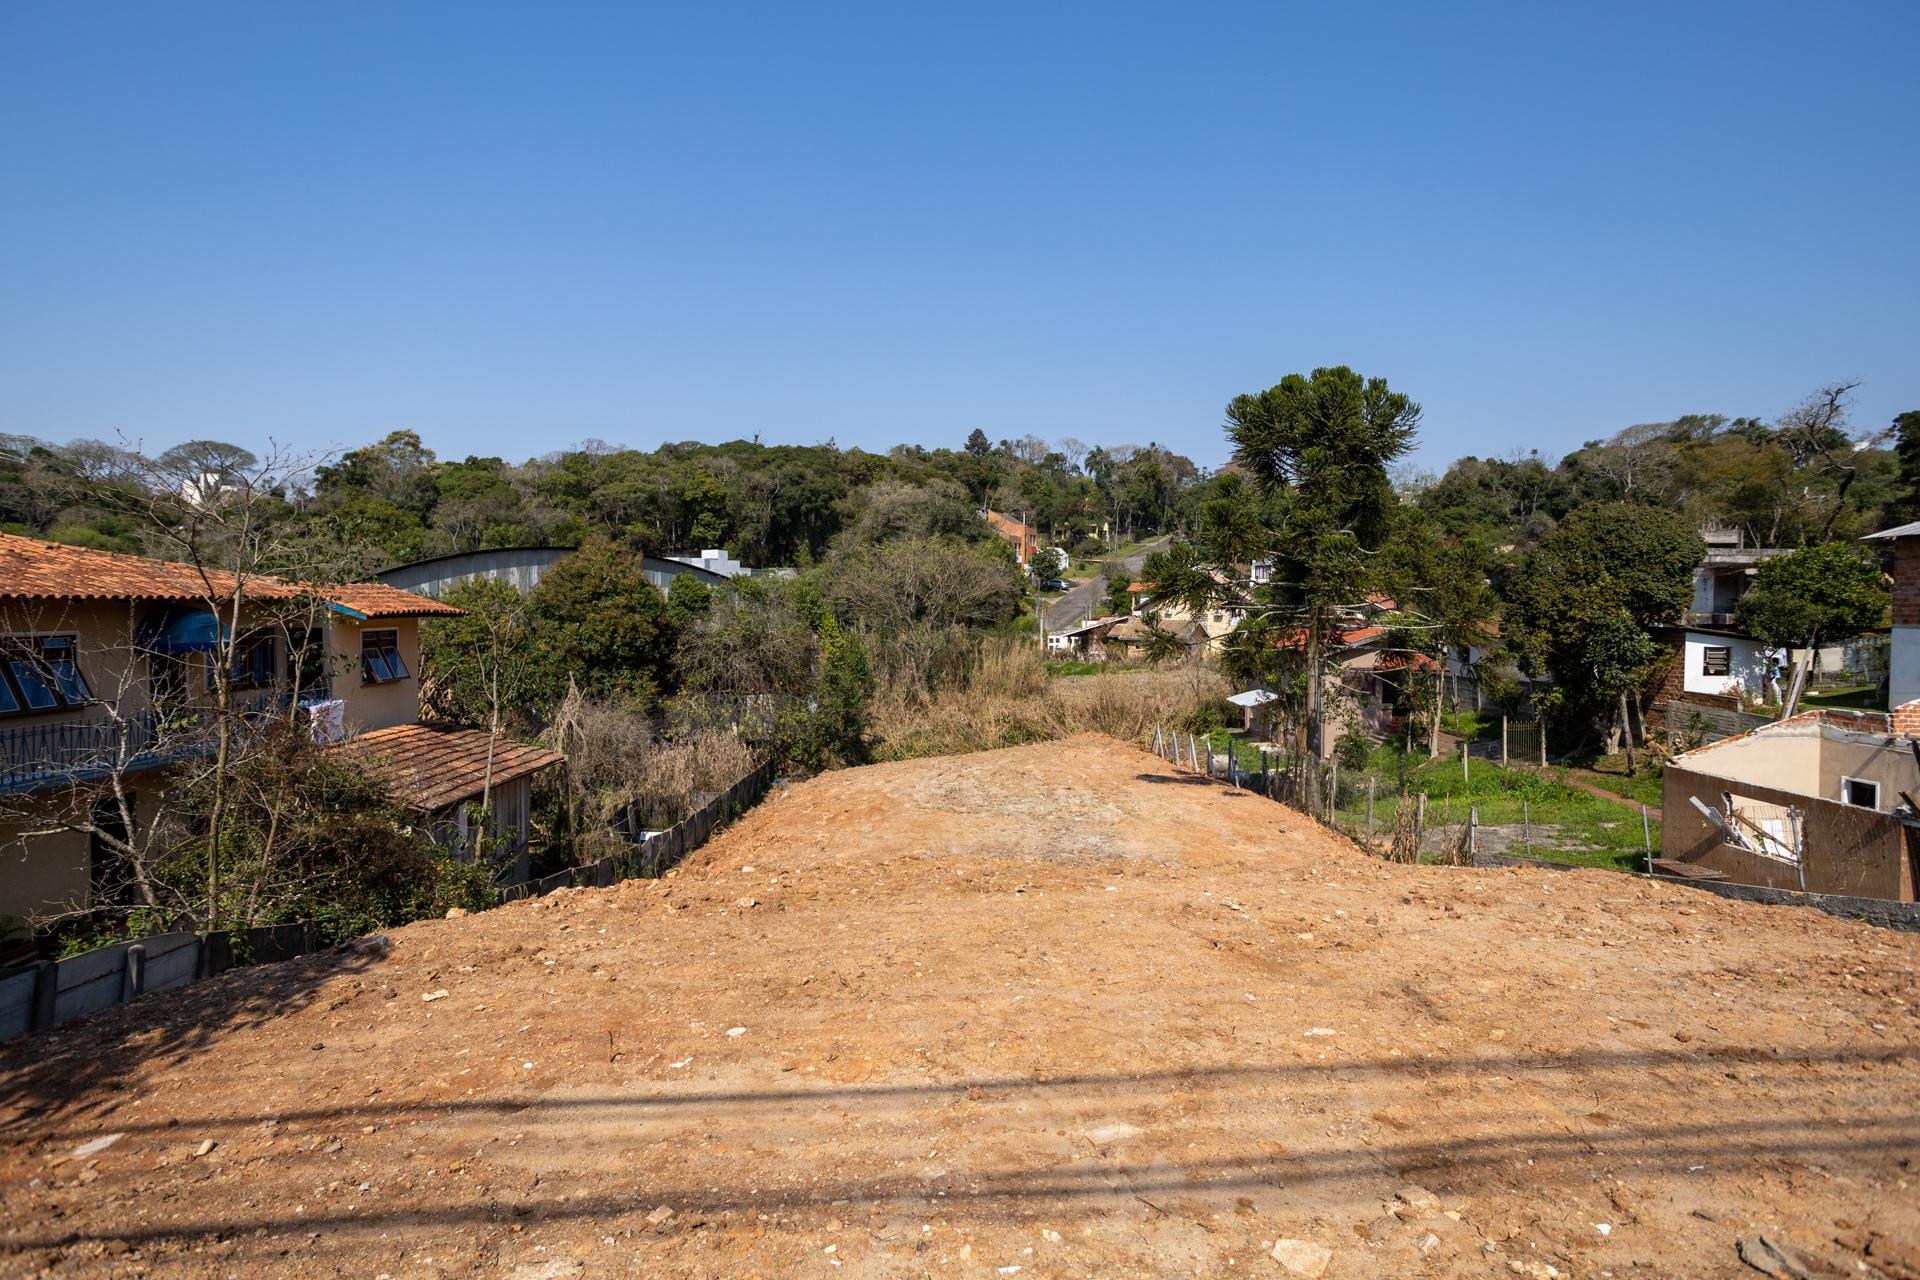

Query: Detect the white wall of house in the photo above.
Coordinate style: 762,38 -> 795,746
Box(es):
1890,626 -> 1920,711
1682,631 -> 1772,697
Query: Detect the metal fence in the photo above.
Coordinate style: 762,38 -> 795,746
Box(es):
0,759 -> 780,1043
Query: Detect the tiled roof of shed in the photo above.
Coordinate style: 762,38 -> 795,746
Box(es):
334,722 -> 564,813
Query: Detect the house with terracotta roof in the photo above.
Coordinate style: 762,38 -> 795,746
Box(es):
981,510 -> 1040,568
0,532 -> 560,920
1125,577 -> 1249,652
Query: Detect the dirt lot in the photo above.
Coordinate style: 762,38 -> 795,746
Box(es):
2,734 -> 1917,1279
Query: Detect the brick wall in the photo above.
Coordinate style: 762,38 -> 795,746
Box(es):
1895,537 -> 1920,627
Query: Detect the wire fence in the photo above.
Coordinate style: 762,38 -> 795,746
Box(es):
1148,724 -> 1655,869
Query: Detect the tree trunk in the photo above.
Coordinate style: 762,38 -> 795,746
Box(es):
1302,605 -> 1324,815
1428,663 -> 1442,759
1618,688 -> 1636,772
206,593 -> 240,933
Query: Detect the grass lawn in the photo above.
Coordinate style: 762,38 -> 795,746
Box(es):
1558,763 -> 1665,809
1803,684 -> 1883,711
1177,733 -> 1657,874
1203,727 -> 1278,774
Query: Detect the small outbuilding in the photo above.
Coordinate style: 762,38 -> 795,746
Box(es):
335,722 -> 565,885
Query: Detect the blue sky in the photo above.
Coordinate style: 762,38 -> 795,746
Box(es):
1,2 -> 1914,474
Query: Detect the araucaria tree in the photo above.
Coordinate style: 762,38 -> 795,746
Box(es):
1147,367 -> 1420,805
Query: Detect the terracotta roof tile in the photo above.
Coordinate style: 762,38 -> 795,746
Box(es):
0,531 -> 461,619
322,582 -> 466,619
0,531 -> 291,602
333,722 -> 564,812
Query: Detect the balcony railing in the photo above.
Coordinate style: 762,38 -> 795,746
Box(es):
0,691 -> 294,796
1681,611 -> 1740,629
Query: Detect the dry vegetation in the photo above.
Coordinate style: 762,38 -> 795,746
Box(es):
867,636 -> 1227,760
548,687 -> 761,835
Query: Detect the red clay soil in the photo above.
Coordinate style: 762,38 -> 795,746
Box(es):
1,734 -> 1916,1280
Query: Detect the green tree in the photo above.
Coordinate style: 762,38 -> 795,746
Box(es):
1735,541 -> 1889,714
419,577 -> 547,730
1224,366 -> 1421,792
528,537 -> 672,705
1505,502 -> 1704,749
1891,410 -> 1920,524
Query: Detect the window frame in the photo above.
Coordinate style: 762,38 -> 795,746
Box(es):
1841,775 -> 1880,810
209,632 -> 278,692
360,628 -> 409,686
1701,645 -> 1731,677
0,633 -> 94,718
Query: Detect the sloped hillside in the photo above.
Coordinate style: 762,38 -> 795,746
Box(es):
1,734 -> 1916,1279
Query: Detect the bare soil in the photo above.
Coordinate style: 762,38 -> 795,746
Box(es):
2,734 -> 1916,1279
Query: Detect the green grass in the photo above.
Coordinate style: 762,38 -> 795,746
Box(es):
1558,763 -> 1665,809
1327,745 -> 1654,873
1047,659 -> 1140,677
1172,733 -> 1657,874
1803,684 -> 1883,711
1203,727 -> 1277,773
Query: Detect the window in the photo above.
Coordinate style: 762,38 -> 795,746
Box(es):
211,634 -> 277,691
0,635 -> 92,717
1701,646 -> 1731,677
360,629 -> 409,685
1842,776 -> 1880,810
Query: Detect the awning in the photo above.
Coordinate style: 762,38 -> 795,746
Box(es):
136,607 -> 229,654
1227,689 -> 1279,708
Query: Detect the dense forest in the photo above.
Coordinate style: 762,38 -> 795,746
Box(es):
0,426 -> 1199,571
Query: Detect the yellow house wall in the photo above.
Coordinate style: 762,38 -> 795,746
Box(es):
0,784 -> 166,923
328,616 -> 421,733
0,813 -> 90,923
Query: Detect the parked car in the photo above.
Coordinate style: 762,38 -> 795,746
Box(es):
1040,578 -> 1071,592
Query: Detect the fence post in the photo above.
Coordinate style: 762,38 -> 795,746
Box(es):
31,959 -> 56,1031
1468,805 -> 1478,861
1641,804 -> 1652,867
1329,758 -> 1339,821
1539,723 -> 1548,767
124,944 -> 146,1001
1367,776 -> 1376,840
1415,791 -> 1427,854
1462,739 -> 1470,784
1523,798 -> 1531,857
1502,716 -> 1509,766
1190,734 -> 1200,774
1205,740 -> 1213,778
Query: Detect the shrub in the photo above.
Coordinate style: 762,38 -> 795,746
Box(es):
1334,731 -> 1372,771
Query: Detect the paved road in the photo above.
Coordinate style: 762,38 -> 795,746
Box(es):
1042,535 -> 1171,633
